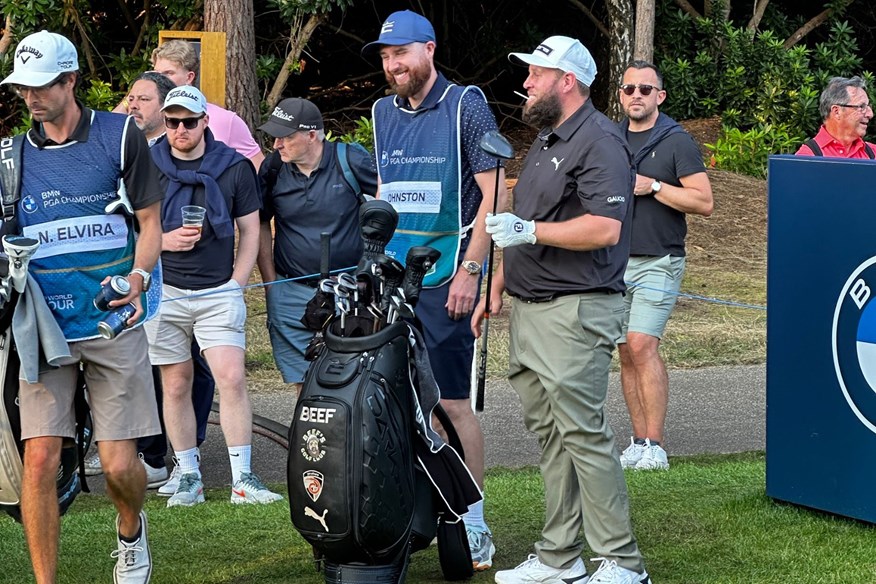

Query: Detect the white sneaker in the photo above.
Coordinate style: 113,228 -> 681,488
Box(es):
619,438 -> 645,470
230,472 -> 283,505
138,453 -> 169,489
111,511 -> 152,583
84,449 -> 103,476
166,473 -> 205,508
157,458 -> 180,496
634,439 -> 669,471
588,558 -> 651,584
467,525 -> 496,571
495,554 -> 588,584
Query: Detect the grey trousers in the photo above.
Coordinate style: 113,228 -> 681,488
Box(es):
508,292 -> 644,573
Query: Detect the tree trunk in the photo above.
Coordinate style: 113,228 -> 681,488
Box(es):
606,0 -> 634,120
783,1 -> 852,49
673,0 -> 702,19
634,0 -> 655,62
265,12 -> 325,111
747,0 -> 770,31
204,0 -> 260,131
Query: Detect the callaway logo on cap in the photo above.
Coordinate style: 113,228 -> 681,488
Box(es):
1,30 -> 79,87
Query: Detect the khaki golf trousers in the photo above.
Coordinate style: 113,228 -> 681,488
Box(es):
508,292 -> 645,573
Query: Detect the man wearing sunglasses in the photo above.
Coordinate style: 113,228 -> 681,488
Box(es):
796,76 -> 876,158
145,86 -> 282,508
616,61 -> 713,473
1,30 -> 164,584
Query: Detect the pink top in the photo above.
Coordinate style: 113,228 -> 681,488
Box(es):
206,102 -> 262,159
796,125 -> 876,158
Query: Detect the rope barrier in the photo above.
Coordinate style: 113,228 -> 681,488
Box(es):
159,269 -> 768,312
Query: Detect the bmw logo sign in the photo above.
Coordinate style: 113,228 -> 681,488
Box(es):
832,256 -> 876,434
380,150 -> 389,167
21,195 -> 38,214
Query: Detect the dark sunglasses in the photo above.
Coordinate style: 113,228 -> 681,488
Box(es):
164,114 -> 205,130
620,84 -> 661,96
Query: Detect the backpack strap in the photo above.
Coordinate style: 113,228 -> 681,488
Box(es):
261,150 -> 284,198
866,143 -> 875,159
804,139 -> 823,157
0,135 -> 25,234
335,142 -> 364,199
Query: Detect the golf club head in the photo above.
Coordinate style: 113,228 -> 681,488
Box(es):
376,254 -> 406,313
478,130 -> 514,160
3,235 -> 39,293
401,246 -> 441,307
358,199 -> 399,266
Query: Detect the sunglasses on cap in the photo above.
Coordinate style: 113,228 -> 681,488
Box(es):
164,114 -> 205,130
620,84 -> 661,96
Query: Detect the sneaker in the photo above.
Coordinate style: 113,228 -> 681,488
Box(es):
495,554 -> 588,584
634,439 -> 669,471
230,472 -> 283,505
138,453 -> 169,489
466,525 -> 496,571
84,449 -> 103,476
588,558 -> 651,584
157,457 -> 182,497
111,511 -> 152,583
166,473 -> 205,508
619,438 -> 645,470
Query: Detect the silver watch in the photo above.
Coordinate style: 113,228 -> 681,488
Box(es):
129,268 -> 152,291
651,180 -> 662,194
461,260 -> 482,275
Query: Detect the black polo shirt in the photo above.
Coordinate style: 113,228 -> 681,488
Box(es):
28,105 -> 164,211
259,140 -> 378,278
504,100 -> 634,298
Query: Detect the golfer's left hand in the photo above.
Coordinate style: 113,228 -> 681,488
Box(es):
485,212 -> 536,248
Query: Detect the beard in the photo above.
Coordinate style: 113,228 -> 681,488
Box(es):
523,89 -> 562,128
386,57 -> 432,99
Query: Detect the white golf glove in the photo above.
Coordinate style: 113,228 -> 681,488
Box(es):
485,212 -> 536,248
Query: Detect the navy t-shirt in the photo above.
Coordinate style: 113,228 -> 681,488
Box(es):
160,157 -> 261,289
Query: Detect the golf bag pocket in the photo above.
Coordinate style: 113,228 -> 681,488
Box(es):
288,322 -> 417,565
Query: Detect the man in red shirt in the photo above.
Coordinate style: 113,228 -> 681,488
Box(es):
797,76 -> 876,158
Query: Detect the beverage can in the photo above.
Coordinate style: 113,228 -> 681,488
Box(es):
93,276 -> 131,311
97,303 -> 136,339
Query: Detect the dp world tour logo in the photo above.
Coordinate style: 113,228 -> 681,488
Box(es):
832,256 -> 876,434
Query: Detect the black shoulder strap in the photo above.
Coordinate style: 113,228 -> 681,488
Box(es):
866,143 -> 875,159
0,135 -> 25,233
262,150 -> 284,198
334,142 -> 366,201
805,139 -> 823,157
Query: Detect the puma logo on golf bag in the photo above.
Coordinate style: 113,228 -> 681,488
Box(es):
305,506 -> 329,532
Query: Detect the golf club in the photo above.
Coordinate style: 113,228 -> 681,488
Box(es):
475,130 -> 514,412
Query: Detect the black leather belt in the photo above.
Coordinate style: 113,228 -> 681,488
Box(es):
509,289 -> 616,303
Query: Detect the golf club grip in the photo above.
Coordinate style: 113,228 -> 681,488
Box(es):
319,232 -> 330,280
476,318 -> 489,411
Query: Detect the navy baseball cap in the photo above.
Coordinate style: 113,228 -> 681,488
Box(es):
361,10 -> 436,58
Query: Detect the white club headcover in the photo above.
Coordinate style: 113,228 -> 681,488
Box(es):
2,235 -> 40,293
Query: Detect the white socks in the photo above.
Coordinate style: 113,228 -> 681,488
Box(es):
176,447 -> 201,479
228,445 -> 252,484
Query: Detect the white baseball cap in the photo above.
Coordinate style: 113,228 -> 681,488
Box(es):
508,36 -> 597,87
161,85 -> 208,114
1,31 -> 79,87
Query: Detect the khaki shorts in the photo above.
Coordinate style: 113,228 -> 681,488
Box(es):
145,280 -> 246,365
619,254 -> 686,342
19,327 -> 160,442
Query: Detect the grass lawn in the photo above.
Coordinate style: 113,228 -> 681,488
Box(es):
1,453 -> 874,583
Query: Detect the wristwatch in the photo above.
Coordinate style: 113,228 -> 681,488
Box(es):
461,260 -> 482,275
129,268 -> 152,291
651,180 -> 662,194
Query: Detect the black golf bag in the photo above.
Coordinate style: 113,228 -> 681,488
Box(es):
288,318 -> 482,583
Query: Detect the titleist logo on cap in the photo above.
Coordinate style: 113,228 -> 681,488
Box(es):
169,89 -> 199,101
271,106 -> 295,121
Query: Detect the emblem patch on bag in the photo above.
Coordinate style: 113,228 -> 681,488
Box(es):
303,470 -> 324,502
301,429 -> 326,462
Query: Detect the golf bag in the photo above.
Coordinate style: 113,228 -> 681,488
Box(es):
288,318 -> 481,583
0,288 -> 93,523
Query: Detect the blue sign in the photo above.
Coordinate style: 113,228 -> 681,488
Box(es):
767,154 -> 876,523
